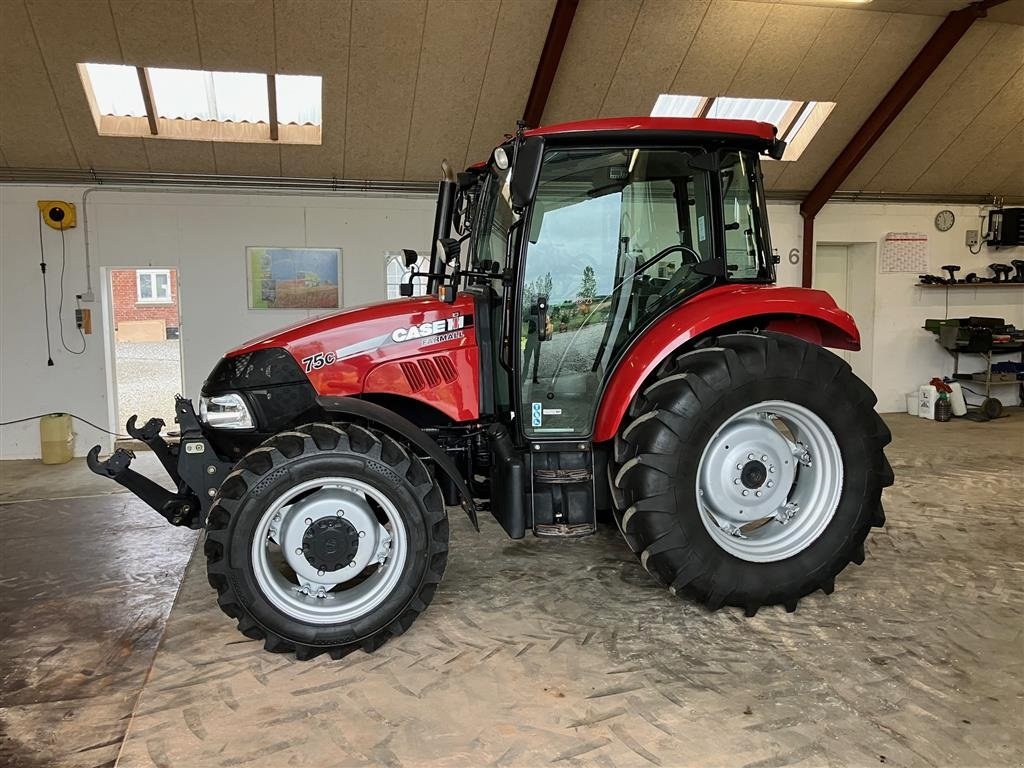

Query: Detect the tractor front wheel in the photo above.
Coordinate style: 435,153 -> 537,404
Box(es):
611,332 -> 892,615
204,423 -> 448,660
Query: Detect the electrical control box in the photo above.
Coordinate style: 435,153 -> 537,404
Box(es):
986,207 -> 1024,247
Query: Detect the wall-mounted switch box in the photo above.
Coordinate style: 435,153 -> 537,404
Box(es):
965,230 -> 979,247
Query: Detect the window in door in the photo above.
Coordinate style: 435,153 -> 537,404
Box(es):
720,150 -> 773,281
137,269 -> 172,303
518,147 -> 714,437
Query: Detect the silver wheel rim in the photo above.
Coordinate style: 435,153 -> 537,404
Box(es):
250,477 -> 408,624
695,400 -> 843,563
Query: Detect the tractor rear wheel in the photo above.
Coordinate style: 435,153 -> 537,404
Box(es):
611,332 -> 892,615
204,423 -> 448,660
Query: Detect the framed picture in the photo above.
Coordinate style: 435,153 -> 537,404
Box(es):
246,247 -> 342,309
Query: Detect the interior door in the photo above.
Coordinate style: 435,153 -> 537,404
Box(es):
814,244 -> 875,386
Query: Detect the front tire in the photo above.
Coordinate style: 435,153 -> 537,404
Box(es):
204,423 -> 448,660
611,332 -> 893,615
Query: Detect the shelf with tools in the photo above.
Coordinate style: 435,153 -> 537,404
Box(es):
917,282 -> 1024,287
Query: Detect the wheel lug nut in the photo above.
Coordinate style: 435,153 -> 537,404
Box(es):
358,531 -> 366,537
761,455 -> 768,462
736,464 -> 743,470
747,453 -> 755,460
733,478 -> 740,485
742,490 -> 749,496
317,569 -> 325,576
769,466 -> 775,473
295,548 -> 303,555
349,561 -> 357,568
755,491 -> 762,498
305,518 -> 312,525
767,480 -> 774,488
337,509 -> 344,517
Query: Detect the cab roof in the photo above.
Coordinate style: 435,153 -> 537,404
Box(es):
524,116 -> 777,142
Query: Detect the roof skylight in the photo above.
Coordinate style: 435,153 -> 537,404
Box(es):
651,94 -> 834,161
78,63 -> 321,146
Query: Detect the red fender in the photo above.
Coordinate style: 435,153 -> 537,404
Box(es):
592,284 -> 859,442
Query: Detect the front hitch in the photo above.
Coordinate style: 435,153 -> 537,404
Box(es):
86,445 -> 200,527
87,398 -> 233,529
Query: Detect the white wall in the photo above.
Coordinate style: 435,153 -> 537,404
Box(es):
2,188 -> 1021,458
0,185 -> 435,458
767,200 -> 1024,413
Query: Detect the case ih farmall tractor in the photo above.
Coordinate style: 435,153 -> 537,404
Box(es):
89,117 -> 893,660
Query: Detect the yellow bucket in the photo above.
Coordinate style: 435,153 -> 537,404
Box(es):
40,413 -> 74,465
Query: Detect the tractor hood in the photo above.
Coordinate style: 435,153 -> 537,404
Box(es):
226,295 -> 474,359
219,293 -> 480,421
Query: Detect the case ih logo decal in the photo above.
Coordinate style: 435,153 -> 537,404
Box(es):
390,314 -> 469,345
300,314 -> 472,372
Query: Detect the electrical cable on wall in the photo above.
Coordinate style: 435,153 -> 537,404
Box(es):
0,412 -> 129,438
57,226 -> 86,355
37,214 -> 55,366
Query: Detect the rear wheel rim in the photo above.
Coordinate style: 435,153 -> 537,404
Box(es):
695,400 -> 843,563
250,477 -> 408,624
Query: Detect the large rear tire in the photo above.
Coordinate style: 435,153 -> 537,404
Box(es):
205,423 -> 448,660
611,332 -> 892,615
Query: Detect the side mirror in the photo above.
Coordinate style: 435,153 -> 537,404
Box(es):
402,248 -> 419,268
510,136 -> 544,211
437,237 -> 461,265
536,294 -> 549,341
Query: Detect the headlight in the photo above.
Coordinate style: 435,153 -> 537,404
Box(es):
199,393 -> 254,429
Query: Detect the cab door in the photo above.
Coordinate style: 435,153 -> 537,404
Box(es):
514,146 -> 716,440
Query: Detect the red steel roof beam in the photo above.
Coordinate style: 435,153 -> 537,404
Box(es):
522,0 -> 579,128
799,0 -> 1007,287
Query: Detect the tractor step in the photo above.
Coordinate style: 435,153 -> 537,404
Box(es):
528,441 -> 596,537
534,522 -> 596,538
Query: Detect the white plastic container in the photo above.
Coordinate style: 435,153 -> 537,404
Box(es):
918,385 -> 938,420
947,382 -> 968,417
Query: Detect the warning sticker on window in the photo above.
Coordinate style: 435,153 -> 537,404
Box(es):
531,402 -> 543,427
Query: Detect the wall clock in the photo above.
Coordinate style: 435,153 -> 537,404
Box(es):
934,209 -> 955,232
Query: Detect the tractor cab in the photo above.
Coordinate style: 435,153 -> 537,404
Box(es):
414,118 -> 785,537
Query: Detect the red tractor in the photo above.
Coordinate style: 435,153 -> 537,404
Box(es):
89,117 -> 893,660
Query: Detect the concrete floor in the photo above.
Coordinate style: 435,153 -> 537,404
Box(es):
1,412 -> 1021,767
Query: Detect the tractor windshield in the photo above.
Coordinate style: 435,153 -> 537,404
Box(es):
516,145 -> 768,438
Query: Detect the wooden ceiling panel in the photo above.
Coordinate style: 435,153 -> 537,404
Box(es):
842,21 -> 995,191
957,119 -> 1024,195
727,3 -> 832,97
109,0 -> 202,69
144,139 -> 217,173
540,0 -> 643,125
667,0 -> 771,97
25,0 -> 151,170
0,0 -> 78,167
403,0 -> 500,181
463,0 -> 555,168
193,0 -> 276,72
275,0 -> 351,178
863,22 -> 1024,192
343,0 -> 427,179
212,142 -> 282,176
773,12 -> 940,191
769,6 -> 887,111
909,66 -> 1024,194
598,0 -> 710,118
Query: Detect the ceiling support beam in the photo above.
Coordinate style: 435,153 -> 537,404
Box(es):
798,0 -> 1007,287
136,67 -> 158,136
522,0 -> 579,128
267,75 -> 279,141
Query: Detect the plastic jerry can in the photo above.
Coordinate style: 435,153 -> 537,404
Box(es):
40,413 -> 74,464
918,385 -> 938,419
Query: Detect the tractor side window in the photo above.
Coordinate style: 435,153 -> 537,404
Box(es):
518,147 -> 713,438
720,150 -> 773,281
